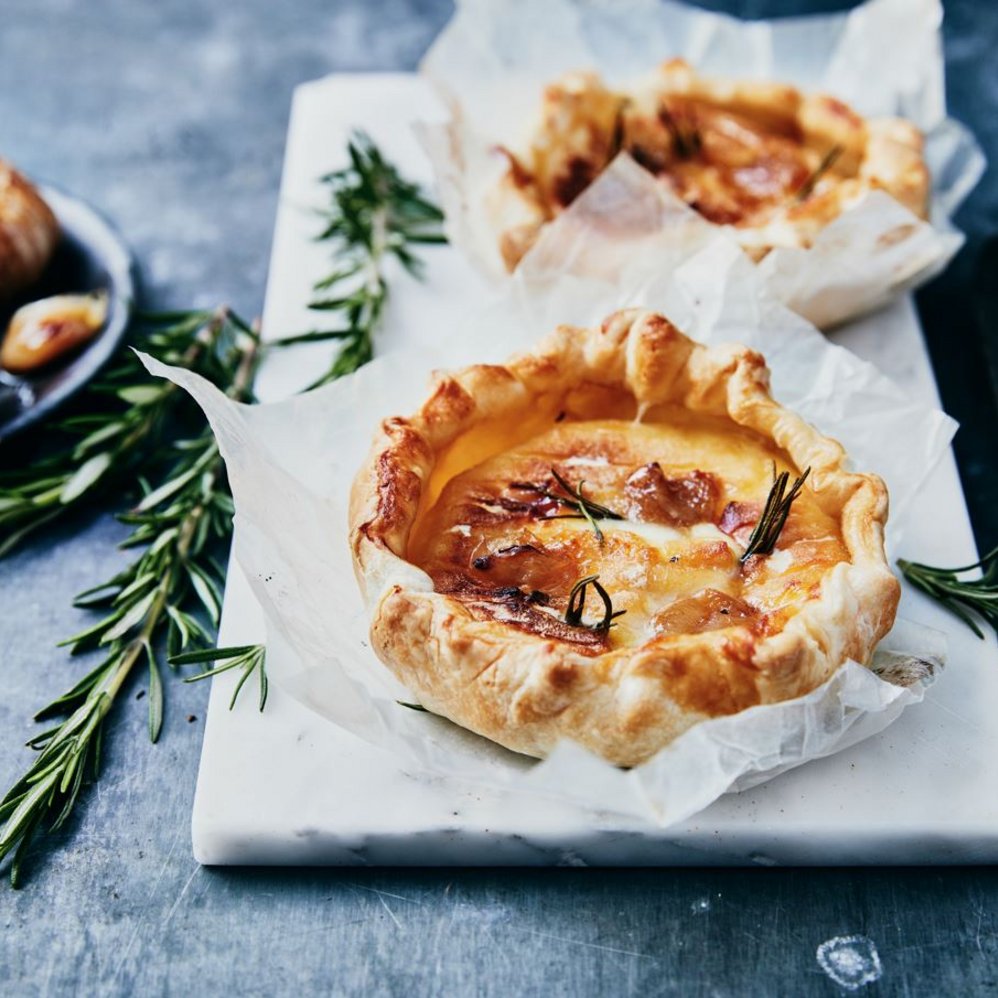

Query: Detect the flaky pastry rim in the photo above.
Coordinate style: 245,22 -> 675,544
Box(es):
349,309 -> 900,766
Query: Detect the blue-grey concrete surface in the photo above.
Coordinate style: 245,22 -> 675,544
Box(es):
1,2 -> 997,995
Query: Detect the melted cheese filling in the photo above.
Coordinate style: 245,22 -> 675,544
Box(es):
409,417 -> 848,652
639,99 -> 816,228
523,85 -> 852,233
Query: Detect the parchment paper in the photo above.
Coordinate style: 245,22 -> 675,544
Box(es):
142,197 -> 955,825
420,0 -> 984,328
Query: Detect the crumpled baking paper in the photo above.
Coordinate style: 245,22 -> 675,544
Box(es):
141,207 -> 954,826
419,0 -> 984,329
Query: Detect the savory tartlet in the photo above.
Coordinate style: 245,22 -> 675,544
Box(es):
494,59 -> 930,271
350,310 -> 900,766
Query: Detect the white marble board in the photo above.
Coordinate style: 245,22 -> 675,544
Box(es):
191,74 -> 998,867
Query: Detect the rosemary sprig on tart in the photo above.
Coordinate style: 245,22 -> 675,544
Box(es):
511,468 -> 623,544
741,467 -> 811,561
564,575 -> 626,632
898,547 -> 998,640
794,144 -> 844,202
658,104 -> 702,160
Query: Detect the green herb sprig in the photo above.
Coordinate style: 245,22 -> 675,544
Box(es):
794,145 -> 844,203
898,547 -> 998,640
512,468 -> 623,544
741,467 -> 810,562
659,104 -> 702,160
173,644 -> 268,710
0,135 -> 442,887
0,308 -> 244,557
564,575 -> 626,632
295,131 -> 445,390
0,316 -> 262,884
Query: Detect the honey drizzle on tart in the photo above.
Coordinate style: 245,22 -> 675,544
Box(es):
409,418 -> 847,655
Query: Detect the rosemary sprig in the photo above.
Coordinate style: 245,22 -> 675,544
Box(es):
0,646 -> 127,886
294,131 -> 445,390
794,145 -> 844,203
0,313 -> 264,885
573,481 -> 607,543
0,309 -> 243,558
898,547 -> 998,640
741,467 -> 810,562
511,468 -> 623,544
564,575 -> 626,632
1,135 -> 438,887
659,104 -> 702,160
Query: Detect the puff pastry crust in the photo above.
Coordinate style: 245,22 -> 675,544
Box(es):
350,310 -> 900,766
494,59 -> 930,270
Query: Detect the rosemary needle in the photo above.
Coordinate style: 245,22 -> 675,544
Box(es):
794,145 -> 844,203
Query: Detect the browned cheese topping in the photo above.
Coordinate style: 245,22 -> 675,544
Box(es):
408,418 -> 847,655
501,67 -> 865,241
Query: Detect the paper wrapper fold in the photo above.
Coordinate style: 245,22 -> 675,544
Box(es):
142,203 -> 954,825
419,0 -> 984,329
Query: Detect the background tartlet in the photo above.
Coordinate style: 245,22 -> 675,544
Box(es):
494,59 -> 929,272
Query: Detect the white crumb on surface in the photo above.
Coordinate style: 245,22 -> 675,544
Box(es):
816,935 -> 883,991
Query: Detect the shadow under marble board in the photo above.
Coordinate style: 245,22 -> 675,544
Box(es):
191,74 -> 998,867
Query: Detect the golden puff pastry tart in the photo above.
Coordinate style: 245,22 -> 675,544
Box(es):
349,310 -> 900,767
494,58 -> 930,270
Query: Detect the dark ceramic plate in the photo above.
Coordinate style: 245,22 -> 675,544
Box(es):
0,185 -> 136,443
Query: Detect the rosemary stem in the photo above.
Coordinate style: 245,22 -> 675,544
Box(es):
0,136 -> 441,887
368,203 -> 389,285
103,640 -> 144,703
145,329 -> 255,648
82,327 -> 257,739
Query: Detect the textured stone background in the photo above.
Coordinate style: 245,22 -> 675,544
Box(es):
1,1 -> 997,995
